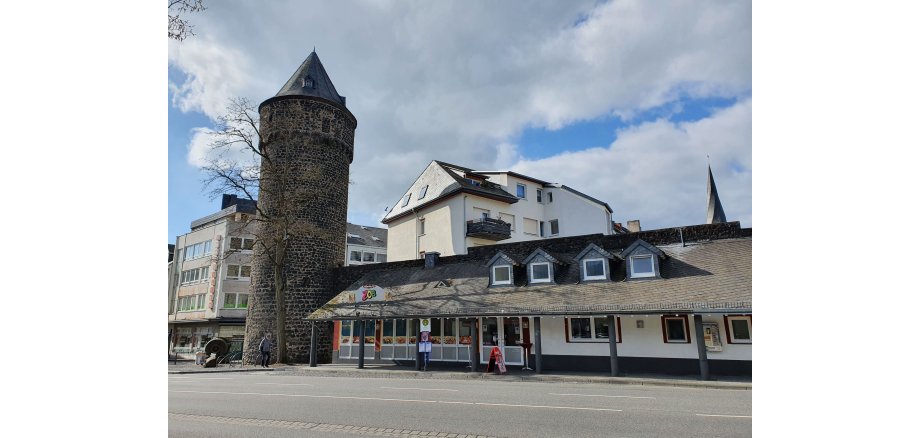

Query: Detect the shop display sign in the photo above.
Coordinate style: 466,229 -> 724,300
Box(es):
703,322 -> 722,352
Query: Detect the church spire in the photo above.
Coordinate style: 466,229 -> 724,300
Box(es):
274,51 -> 347,106
706,164 -> 727,224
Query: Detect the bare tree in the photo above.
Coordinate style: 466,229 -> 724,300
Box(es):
169,0 -> 206,41
202,97 -> 331,364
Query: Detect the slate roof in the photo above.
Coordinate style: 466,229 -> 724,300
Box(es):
707,165 -> 727,224
346,223 -> 387,248
435,161 -> 520,203
309,235 -> 751,320
274,51 -> 347,106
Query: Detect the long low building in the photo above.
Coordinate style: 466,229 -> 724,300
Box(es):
307,221 -> 751,378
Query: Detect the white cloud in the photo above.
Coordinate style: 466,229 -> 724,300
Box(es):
169,0 -> 751,229
510,98 -> 752,229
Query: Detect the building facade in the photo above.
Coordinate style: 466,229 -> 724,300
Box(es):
167,199 -> 384,359
383,161 -> 615,262
346,223 -> 387,266
310,222 -> 751,378
167,194 -> 257,358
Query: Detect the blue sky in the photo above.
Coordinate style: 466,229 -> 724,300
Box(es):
168,0 -> 752,243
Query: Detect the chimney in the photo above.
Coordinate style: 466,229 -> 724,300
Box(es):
221,194 -> 238,209
424,252 -> 440,269
627,220 -> 641,233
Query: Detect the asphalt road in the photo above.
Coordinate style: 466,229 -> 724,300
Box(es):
169,373 -> 751,437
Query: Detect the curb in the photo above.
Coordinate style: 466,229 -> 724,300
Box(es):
168,368 -> 276,375
277,367 -> 751,390
166,365 -> 751,390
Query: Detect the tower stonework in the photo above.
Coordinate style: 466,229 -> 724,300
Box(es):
243,52 -> 357,364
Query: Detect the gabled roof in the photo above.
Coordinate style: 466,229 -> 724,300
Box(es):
381,161 -> 518,224
486,251 -> 522,267
346,223 -> 387,248
274,51 -> 347,106
621,239 -> 666,259
574,243 -> 616,261
308,225 -> 752,320
521,248 -> 565,265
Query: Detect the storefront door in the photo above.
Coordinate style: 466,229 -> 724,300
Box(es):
479,317 -> 524,365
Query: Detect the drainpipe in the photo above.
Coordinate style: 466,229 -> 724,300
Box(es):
411,206 -> 420,259
462,196 -> 467,255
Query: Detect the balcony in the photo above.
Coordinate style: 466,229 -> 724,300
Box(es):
466,217 -> 512,241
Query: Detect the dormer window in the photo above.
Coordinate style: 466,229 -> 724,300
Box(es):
574,243 -> 615,282
530,263 -> 551,283
401,193 -> 411,207
418,185 -> 429,199
621,239 -> 665,280
302,76 -> 315,88
629,255 -> 655,278
492,266 -> 512,285
487,251 -> 520,287
522,248 -> 562,284
582,258 -> 607,280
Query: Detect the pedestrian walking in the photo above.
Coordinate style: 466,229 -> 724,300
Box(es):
259,333 -> 274,368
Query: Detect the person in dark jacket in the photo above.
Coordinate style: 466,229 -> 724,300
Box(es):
258,333 -> 273,368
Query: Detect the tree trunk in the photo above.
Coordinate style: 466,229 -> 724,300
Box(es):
274,242 -> 287,364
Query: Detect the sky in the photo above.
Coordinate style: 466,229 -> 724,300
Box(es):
168,0 -> 752,242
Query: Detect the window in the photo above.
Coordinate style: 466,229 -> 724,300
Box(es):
418,185 -> 429,199
419,218 -> 426,235
223,293 -> 249,309
492,265 -> 512,285
725,316 -> 752,344
362,252 -> 375,262
516,183 -> 526,198
530,262 -> 551,283
178,294 -> 207,311
566,316 -> 620,342
474,207 -> 489,220
582,258 -> 606,280
662,316 -> 690,343
226,264 -> 251,279
377,253 -> 387,263
523,218 -> 538,235
183,240 -> 212,260
498,213 -> 515,231
401,193 -> 411,207
350,251 -> 361,262
536,189 -> 543,203
547,192 -> 553,203
539,221 -> 545,237
630,255 -> 655,278
229,237 -> 254,251
180,266 -> 210,285
549,219 -> 559,236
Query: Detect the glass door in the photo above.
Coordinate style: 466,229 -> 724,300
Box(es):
478,317 -> 524,365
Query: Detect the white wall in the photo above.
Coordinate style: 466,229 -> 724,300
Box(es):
535,315 -> 751,361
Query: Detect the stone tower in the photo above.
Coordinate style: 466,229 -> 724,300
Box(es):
243,51 -> 357,364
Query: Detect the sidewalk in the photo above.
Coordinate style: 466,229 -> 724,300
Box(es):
168,361 -> 750,390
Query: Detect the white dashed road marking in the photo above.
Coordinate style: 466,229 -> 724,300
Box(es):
550,393 -> 655,400
170,390 -> 622,412
380,386 -> 459,392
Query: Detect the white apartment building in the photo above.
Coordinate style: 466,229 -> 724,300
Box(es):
382,161 -> 615,262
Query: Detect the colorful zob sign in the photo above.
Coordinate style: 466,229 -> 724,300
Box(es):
356,285 -> 386,303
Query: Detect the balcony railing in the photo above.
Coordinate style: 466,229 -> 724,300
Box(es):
466,217 -> 512,241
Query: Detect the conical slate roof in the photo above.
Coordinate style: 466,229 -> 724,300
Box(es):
706,165 -> 727,224
275,51 -> 346,106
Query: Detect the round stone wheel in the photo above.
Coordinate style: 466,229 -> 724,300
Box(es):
204,338 -> 229,357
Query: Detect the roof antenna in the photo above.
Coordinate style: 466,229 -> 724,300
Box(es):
313,45 -> 316,53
